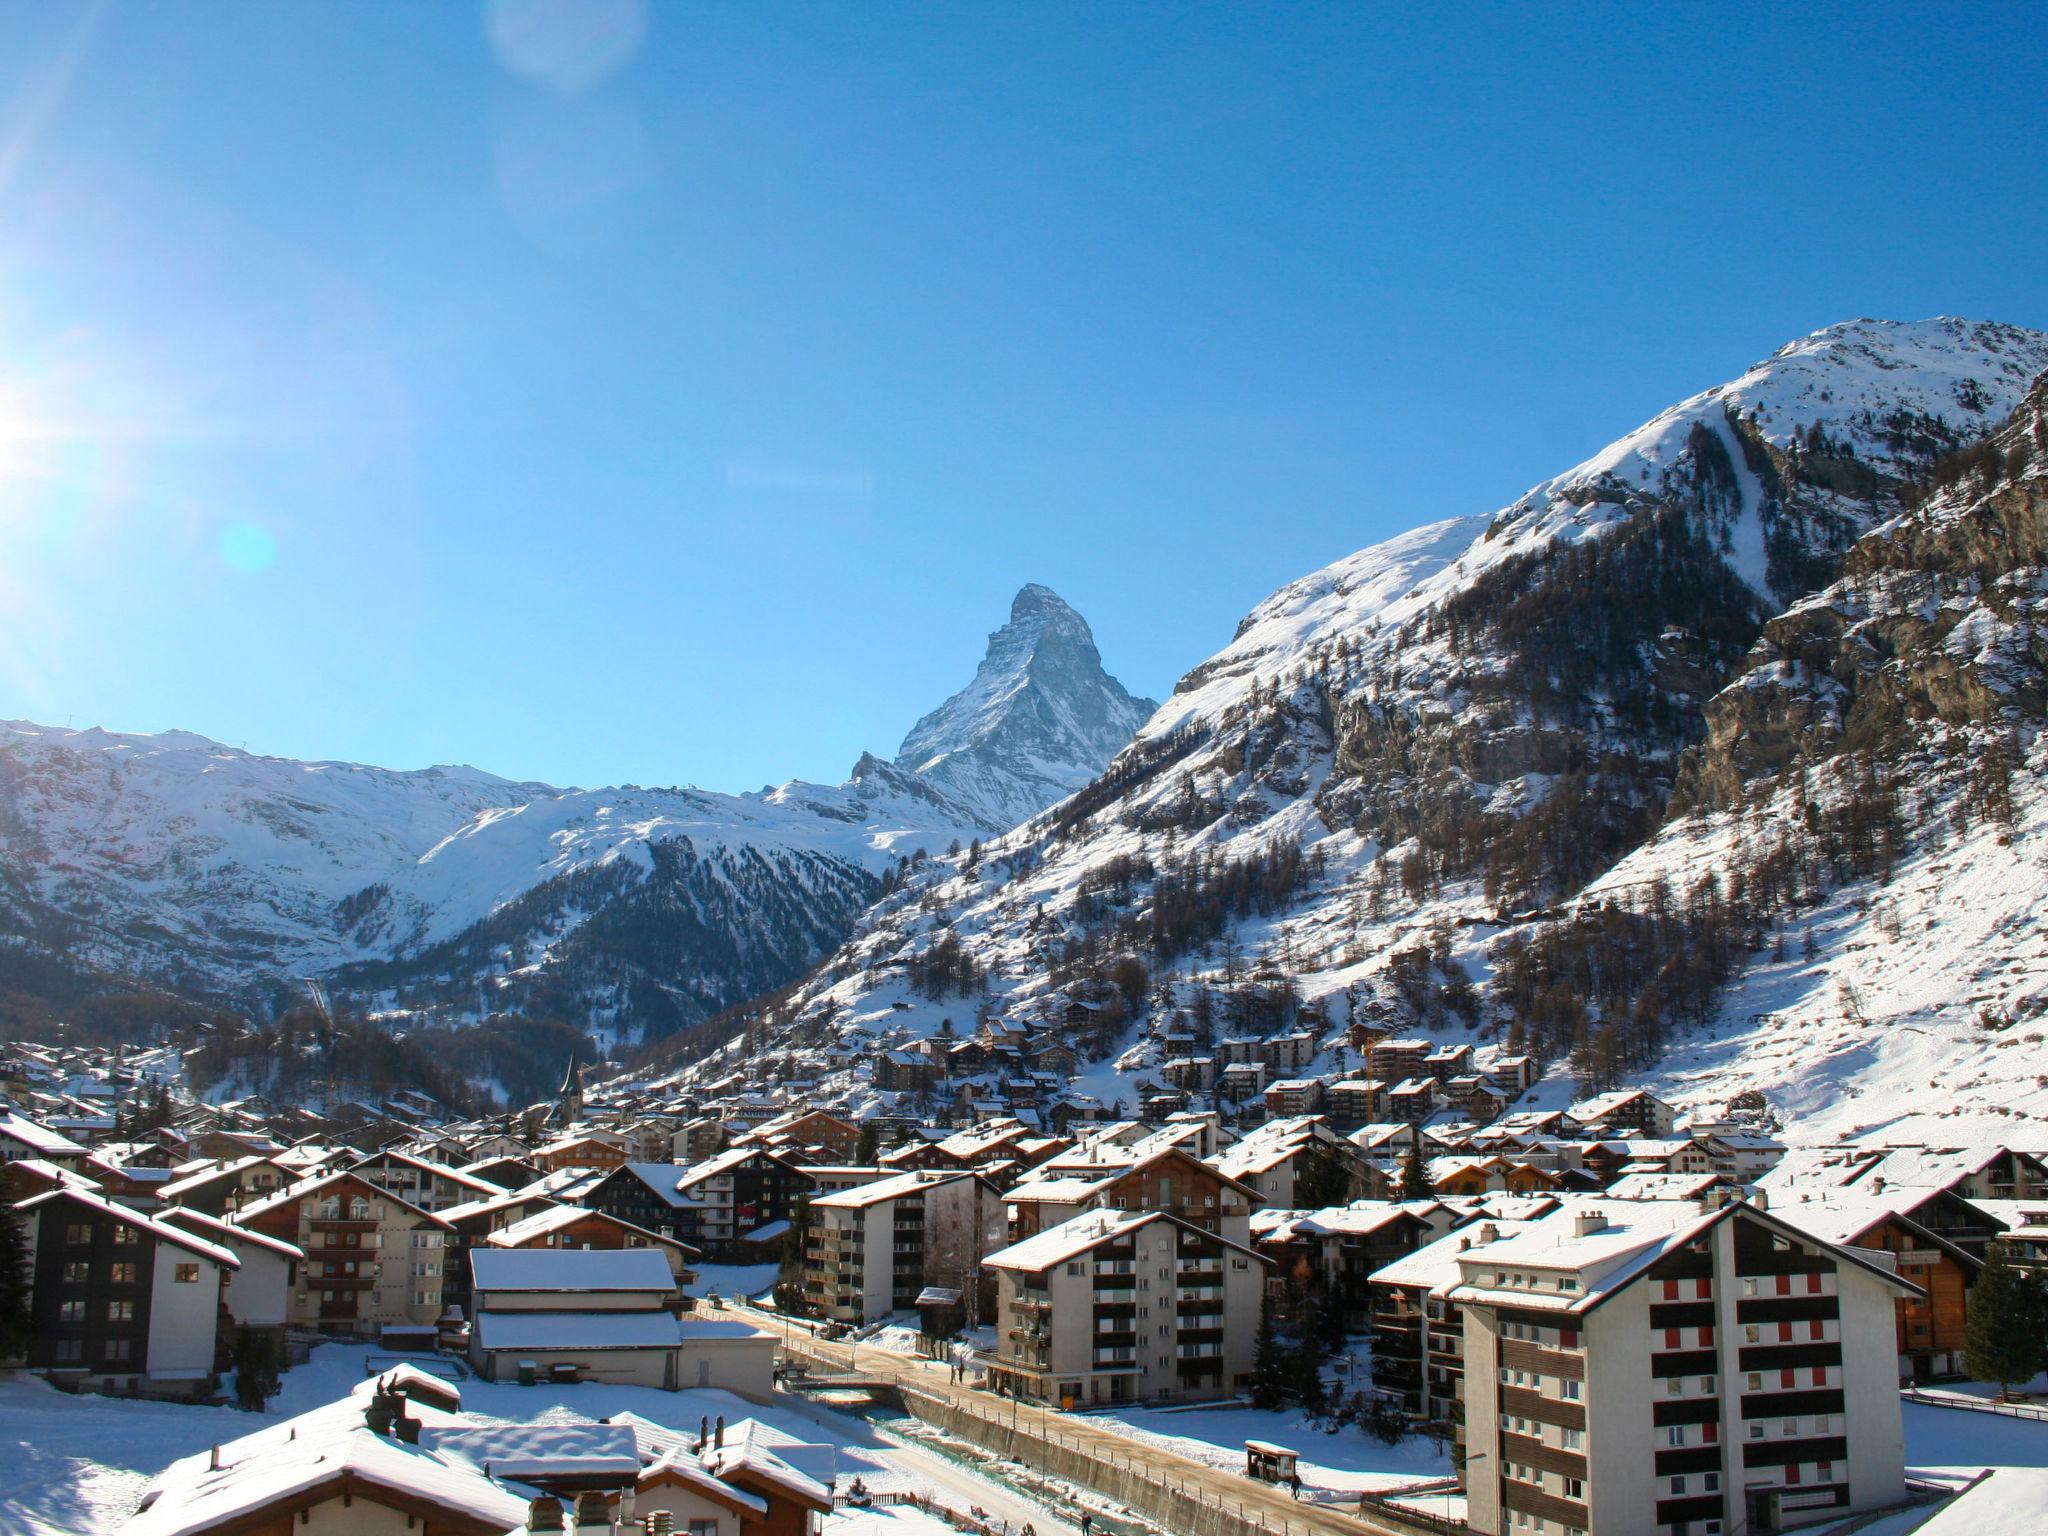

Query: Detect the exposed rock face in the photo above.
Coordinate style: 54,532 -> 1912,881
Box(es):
894,584 -> 1157,829
1679,372 -> 2048,808
686,318 -> 2048,1143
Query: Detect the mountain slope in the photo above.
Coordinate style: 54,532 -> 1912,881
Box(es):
708,318 -> 2048,1142
0,586 -> 1153,1053
895,584 -> 1157,828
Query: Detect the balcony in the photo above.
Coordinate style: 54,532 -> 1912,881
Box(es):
1094,1285 -> 1135,1304
1177,1285 -> 1222,1302
308,1217 -> 377,1233
1094,1259 -> 1135,1276
313,1275 -> 375,1291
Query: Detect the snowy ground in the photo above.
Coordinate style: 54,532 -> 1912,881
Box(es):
1081,1401 -> 1453,1495
0,1343 -> 1082,1536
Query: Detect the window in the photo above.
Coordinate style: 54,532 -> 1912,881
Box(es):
112,1226 -> 138,1247
1667,1427 -> 1687,1447
1744,1325 -> 1762,1344
59,1300 -> 84,1322
1743,1277 -> 1760,1296
174,1263 -> 200,1284
1809,1319 -> 1825,1340
1705,1472 -> 1720,1493
1700,1376 -> 1716,1393
688,1522 -> 719,1536
1749,1424 -> 1765,1440
1671,1476 -> 1687,1494
1668,1377 -> 1685,1396
1563,1477 -> 1583,1499
53,1339 -> 83,1362
103,1339 -> 132,1362
62,1262 -> 88,1284
107,1300 -> 134,1321
109,1263 -> 136,1284
1561,1428 -> 1583,1450
1746,1372 -> 1762,1390
1561,1379 -> 1581,1401
1814,1414 -> 1832,1433
66,1223 -> 92,1245
1783,1418 -> 1798,1436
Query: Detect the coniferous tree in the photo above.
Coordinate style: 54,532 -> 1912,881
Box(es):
231,1326 -> 280,1410
1963,1244 -> 2044,1399
1399,1148 -> 1432,1201
1249,1293 -> 1288,1409
0,1200 -> 31,1363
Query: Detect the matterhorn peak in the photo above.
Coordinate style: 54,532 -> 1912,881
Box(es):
893,585 -> 1157,829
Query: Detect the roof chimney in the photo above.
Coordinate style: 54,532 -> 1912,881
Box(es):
1574,1211 -> 1607,1237
526,1498 -> 565,1533
1477,1222 -> 1500,1244
714,1415 -> 725,1449
573,1492 -> 610,1534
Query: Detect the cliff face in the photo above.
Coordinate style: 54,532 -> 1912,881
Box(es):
1680,375 -> 2048,807
662,320 -> 2048,1145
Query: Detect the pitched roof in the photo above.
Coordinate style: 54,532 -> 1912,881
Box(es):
473,1309 -> 686,1353
468,1246 -> 676,1293
15,1187 -> 240,1270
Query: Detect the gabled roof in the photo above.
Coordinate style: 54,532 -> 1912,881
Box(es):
160,1206 -> 304,1261
485,1203 -> 697,1257
15,1187 -> 239,1270
985,1207 -> 1270,1273
350,1147 -> 507,1194
0,1108 -> 87,1157
236,1169 -> 452,1227
469,1246 -> 676,1293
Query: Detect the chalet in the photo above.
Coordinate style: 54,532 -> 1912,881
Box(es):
582,1160 -> 710,1246
1005,1145 -> 1262,1243
674,1146 -> 814,1259
1565,1087 -> 1679,1136
0,1106 -> 87,1167
531,1132 -> 632,1173
350,1147 -> 509,1213
157,1154 -> 295,1216
1784,1192 -> 1984,1380
485,1204 -> 697,1284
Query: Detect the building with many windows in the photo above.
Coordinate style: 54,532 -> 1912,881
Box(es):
18,1185 -> 238,1398
1451,1197 -> 1915,1536
238,1170 -> 453,1336
803,1168 -> 1005,1325
983,1208 -> 1268,1407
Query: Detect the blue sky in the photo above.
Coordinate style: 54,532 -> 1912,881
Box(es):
0,3 -> 2043,791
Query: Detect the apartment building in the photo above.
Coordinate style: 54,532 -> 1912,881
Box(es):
1452,1198 -> 1915,1536
984,1208 -> 1268,1407
18,1186 -> 239,1398
238,1171 -> 454,1336
674,1146 -> 814,1258
1003,1145 -> 1260,1243
803,1169 -> 1005,1325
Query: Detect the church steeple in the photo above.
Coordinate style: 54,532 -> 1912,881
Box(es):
556,1053 -> 584,1128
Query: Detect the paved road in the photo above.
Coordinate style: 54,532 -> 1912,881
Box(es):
727,1302 -> 1462,1536
768,1381 -> 1086,1536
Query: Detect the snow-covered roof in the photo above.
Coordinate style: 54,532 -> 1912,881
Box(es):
129,1410 -> 531,1536
607,1160 -> 709,1208
986,1207 -> 1268,1272
160,1206 -> 304,1261
15,1187 -> 240,1270
0,1108 -> 86,1157
423,1424 -> 641,1480
473,1309 -> 686,1352
469,1247 -> 676,1293
1370,1218 -> 1544,1295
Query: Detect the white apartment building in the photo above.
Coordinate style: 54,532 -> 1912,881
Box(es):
984,1208 -> 1268,1408
1451,1197 -> 1915,1536
803,1169 -> 1005,1325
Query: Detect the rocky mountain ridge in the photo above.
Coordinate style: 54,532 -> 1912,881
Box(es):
0,585 -> 1153,1056
696,318 -> 2048,1145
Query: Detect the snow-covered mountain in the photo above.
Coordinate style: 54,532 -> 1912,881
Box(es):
0,586 -> 1152,1048
709,317 -> 2048,1144
894,584 -> 1157,829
